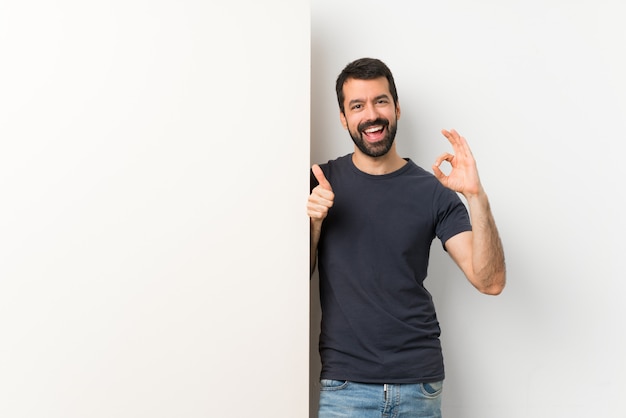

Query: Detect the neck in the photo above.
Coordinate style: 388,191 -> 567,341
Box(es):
352,145 -> 407,175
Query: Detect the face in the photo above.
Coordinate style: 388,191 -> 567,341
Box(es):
340,77 -> 401,158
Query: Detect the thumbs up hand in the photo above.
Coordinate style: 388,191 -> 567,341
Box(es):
307,164 -> 334,223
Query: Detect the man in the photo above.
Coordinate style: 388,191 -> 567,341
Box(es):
307,58 -> 506,418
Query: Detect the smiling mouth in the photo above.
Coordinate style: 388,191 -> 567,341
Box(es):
364,126 -> 383,134
362,125 -> 386,142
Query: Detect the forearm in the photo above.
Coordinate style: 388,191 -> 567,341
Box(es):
310,219 -> 322,276
466,190 -> 506,294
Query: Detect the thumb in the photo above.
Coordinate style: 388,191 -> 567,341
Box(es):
312,164 -> 332,191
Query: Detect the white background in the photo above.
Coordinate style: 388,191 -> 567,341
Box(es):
310,0 -> 625,417
0,1 -> 310,417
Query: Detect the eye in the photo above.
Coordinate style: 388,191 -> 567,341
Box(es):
351,104 -> 363,111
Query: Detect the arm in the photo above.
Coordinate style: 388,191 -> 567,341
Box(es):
307,165 -> 334,275
433,129 -> 506,295
309,219 -> 323,275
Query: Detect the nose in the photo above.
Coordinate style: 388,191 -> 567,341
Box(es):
364,104 -> 379,121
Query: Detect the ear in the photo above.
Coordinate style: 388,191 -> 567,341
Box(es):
395,101 -> 401,120
340,111 -> 348,129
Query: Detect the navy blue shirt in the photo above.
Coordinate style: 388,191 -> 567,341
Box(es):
313,154 -> 472,384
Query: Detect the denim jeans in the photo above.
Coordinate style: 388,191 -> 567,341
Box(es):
318,379 -> 443,418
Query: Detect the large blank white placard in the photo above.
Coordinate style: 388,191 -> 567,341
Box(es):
0,1 -> 310,417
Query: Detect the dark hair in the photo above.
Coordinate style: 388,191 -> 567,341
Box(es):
335,58 -> 398,114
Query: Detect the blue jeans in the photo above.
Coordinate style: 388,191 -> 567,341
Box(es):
318,379 -> 443,418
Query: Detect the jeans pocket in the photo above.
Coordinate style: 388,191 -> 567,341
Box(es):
420,380 -> 443,397
320,379 -> 349,391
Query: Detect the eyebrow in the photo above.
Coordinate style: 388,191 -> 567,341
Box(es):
348,94 -> 391,107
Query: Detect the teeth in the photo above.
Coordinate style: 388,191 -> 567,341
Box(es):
365,126 -> 382,133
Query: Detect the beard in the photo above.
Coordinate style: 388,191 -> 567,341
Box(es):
348,117 -> 398,158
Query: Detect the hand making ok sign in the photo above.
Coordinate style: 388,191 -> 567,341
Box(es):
432,129 -> 484,198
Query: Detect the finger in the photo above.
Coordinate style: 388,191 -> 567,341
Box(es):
312,164 -> 332,191
433,152 -> 454,168
457,133 -> 475,159
315,188 -> 335,202
432,163 -> 444,179
443,129 -> 472,158
432,152 -> 454,181
310,187 -> 334,206
441,128 -> 463,150
307,197 -> 332,219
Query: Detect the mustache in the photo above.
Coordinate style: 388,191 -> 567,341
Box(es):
358,118 -> 389,133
